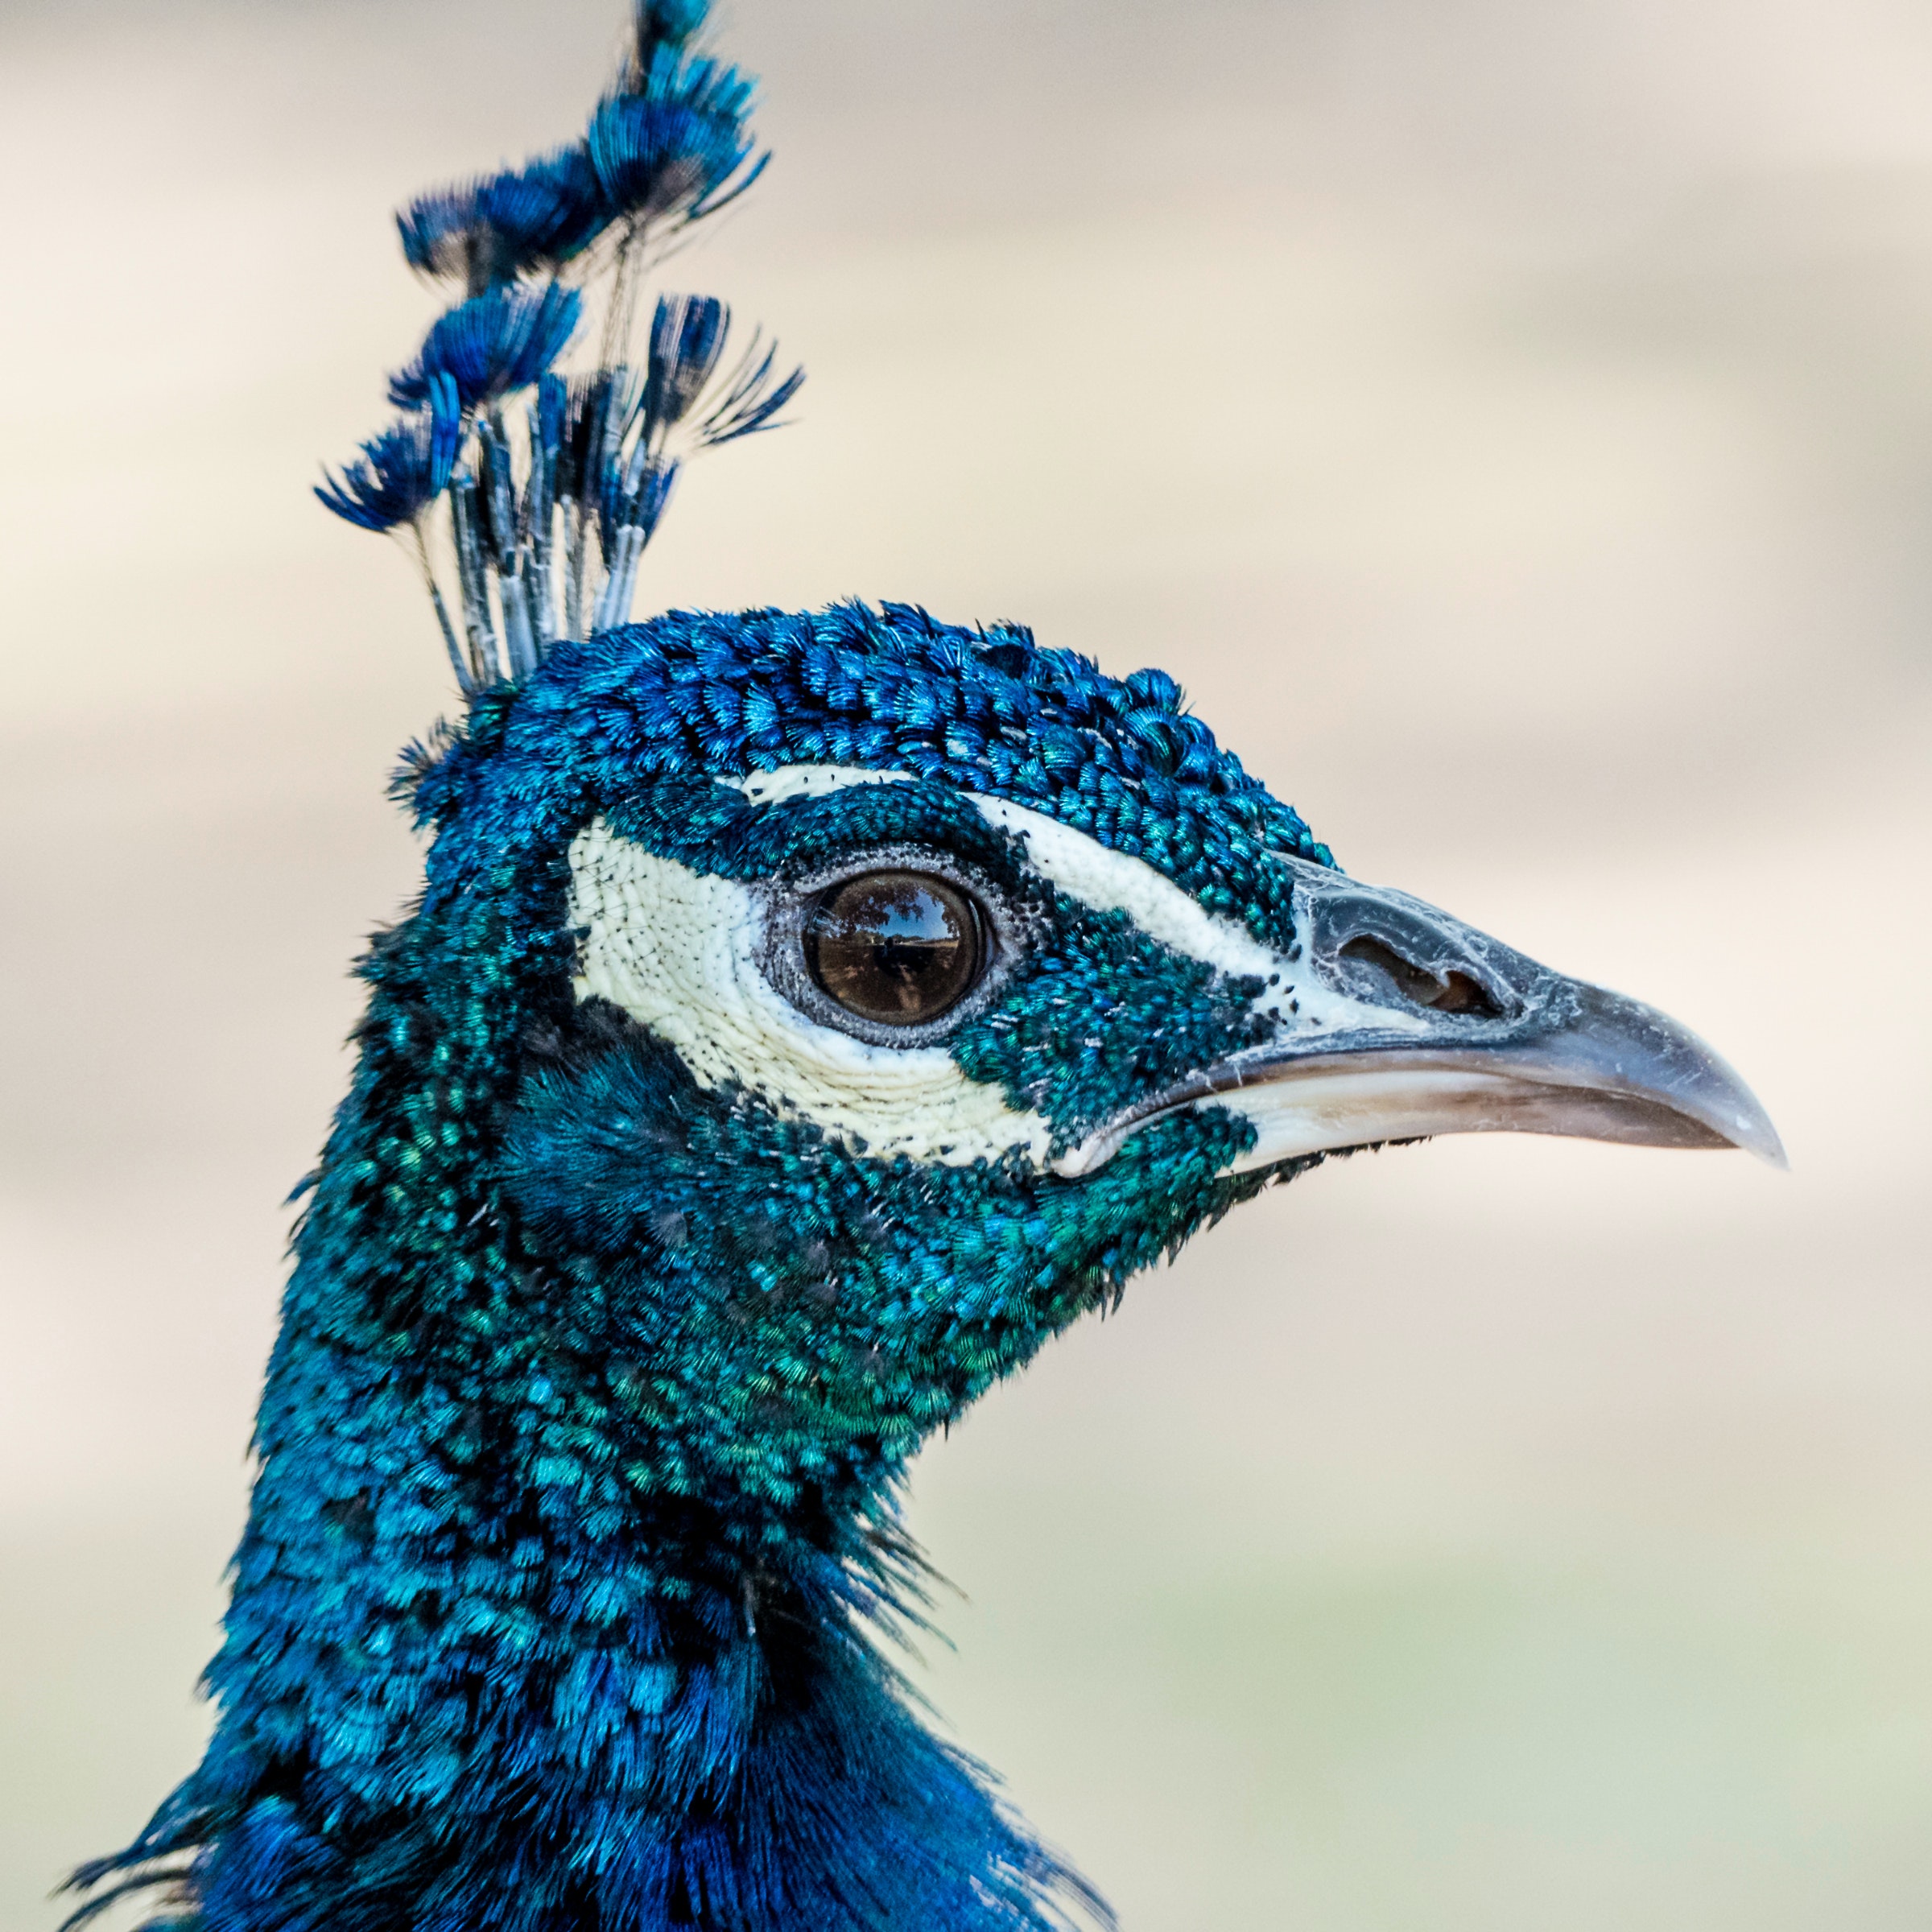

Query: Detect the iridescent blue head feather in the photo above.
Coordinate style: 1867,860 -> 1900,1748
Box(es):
72,8 -> 1783,1932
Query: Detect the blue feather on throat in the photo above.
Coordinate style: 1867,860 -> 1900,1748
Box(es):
66,6 -> 1781,1929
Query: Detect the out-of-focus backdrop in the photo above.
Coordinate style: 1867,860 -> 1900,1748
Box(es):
2,0 -> 1928,1925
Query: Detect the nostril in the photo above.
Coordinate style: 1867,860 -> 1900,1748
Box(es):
1339,935 -> 1501,1018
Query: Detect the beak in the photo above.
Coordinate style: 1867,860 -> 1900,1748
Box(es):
1054,856 -> 1785,1179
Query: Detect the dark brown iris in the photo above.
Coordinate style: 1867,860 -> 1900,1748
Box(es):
804,871 -> 985,1026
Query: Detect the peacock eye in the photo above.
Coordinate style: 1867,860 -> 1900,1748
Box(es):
803,871 -> 986,1026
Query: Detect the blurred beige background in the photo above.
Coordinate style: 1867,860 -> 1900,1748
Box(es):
2,0 -> 1929,1926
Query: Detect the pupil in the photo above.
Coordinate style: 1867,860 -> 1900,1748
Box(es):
804,872 -> 983,1026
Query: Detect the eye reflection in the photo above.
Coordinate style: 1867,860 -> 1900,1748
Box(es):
804,871 -> 985,1026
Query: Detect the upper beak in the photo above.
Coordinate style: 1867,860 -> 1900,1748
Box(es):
1054,856 -> 1785,1179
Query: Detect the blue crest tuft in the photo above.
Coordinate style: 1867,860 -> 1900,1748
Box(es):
588,49 -> 768,231
388,281 -> 583,412
644,292 -> 729,429
315,411 -> 453,532
398,146 -> 606,290
634,0 -> 708,52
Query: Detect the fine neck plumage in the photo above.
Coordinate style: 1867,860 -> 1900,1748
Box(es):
81,839 -> 1104,1932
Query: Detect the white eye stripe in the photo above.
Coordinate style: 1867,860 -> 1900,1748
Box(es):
962,795 -> 1282,981
962,795 -> 1395,1039
726,766 -> 1282,980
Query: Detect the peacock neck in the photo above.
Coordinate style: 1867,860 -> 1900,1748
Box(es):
180,967 -> 909,1914
169,1187 -> 1094,1929
188,1283 -> 910,1921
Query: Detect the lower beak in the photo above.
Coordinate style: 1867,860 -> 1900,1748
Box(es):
1054,861 -> 1785,1179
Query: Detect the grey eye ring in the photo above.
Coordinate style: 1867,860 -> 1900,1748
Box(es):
759,848 -> 1021,1047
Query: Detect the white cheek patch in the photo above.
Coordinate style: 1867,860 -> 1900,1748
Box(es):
567,819 -> 1054,1168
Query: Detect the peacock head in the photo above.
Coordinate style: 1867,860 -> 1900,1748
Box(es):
385,598 -> 1780,1506
294,0 -> 1777,1525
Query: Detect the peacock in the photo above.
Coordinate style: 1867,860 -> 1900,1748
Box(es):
67,6 -> 1782,1930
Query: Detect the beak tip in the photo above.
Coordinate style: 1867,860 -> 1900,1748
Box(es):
1701,1058 -> 1785,1170
1739,1116 -> 1790,1171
